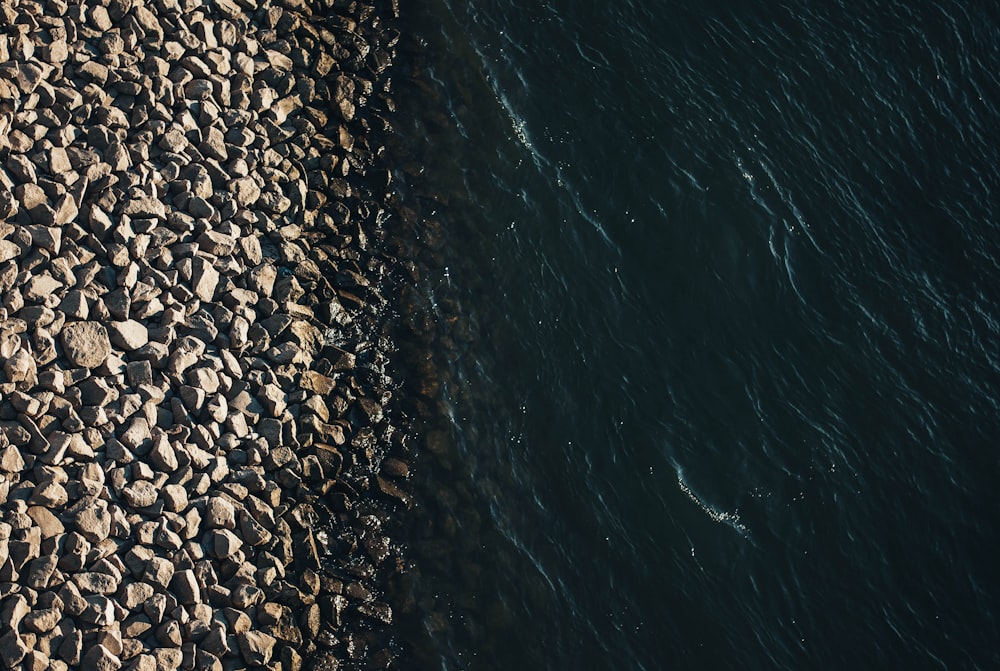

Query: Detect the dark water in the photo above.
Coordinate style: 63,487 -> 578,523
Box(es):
388,0 -> 1000,668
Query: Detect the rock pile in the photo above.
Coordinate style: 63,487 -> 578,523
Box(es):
0,0 -> 412,668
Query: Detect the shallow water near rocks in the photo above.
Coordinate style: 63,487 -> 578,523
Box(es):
387,0 -> 1000,669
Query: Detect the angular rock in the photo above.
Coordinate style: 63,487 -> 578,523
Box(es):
122,481 -> 158,508
144,557 -> 175,589
80,644 -> 121,671
237,631 -> 276,666
121,196 -> 165,219
0,629 -> 28,669
108,320 -> 149,350
191,257 -> 219,302
203,496 -> 236,529
170,569 -> 201,605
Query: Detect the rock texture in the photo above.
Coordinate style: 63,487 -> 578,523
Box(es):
0,0 -> 412,668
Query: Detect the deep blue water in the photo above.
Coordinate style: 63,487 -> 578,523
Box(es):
389,0 -> 1000,668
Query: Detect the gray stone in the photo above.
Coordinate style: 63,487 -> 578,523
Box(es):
144,557 -> 175,589
210,528 -> 242,558
191,257 -> 220,302
22,607 -> 61,633
121,196 -> 165,219
0,629 -> 28,669
61,321 -> 112,368
170,569 -> 201,605
237,630 -> 276,666
203,496 -> 236,529
75,501 -> 112,542
80,644 -> 121,671
108,320 -> 149,350
230,177 -> 261,207
23,273 -> 63,302
122,481 -> 158,508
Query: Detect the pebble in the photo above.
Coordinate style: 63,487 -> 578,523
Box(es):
0,0 -> 409,666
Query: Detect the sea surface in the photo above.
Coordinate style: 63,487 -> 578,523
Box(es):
386,0 -> 1000,668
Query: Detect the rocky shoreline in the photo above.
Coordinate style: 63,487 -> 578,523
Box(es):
0,0 -> 413,668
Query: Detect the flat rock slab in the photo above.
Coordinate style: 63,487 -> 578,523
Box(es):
60,321 -> 111,368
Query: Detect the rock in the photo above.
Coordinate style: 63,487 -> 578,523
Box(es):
80,644 -> 121,671
108,320 -> 149,350
191,257 -> 219,302
203,496 -> 236,529
230,177 -> 261,207
22,608 -> 62,633
237,630 -> 276,666
61,321 -> 112,368
75,501 -> 112,542
151,648 -> 182,670
210,529 -> 242,558
30,480 -> 68,507
26,506 -> 64,538
197,231 -> 236,256
26,225 -> 62,252
0,445 -> 25,472
200,126 -> 228,161
314,444 -> 343,478
170,569 -> 201,605
0,595 -> 30,631
16,183 -> 47,212
122,582 -> 155,610
148,433 -> 178,472
144,557 -> 174,589
80,595 -> 116,626
238,510 -> 272,546
74,571 -> 120,595
121,196 -> 165,219
122,481 -> 158,508
0,240 -> 20,262
0,630 -> 28,669
185,79 -> 214,100
162,484 -> 188,512
57,627 -> 82,665
23,274 -> 63,302
247,263 -> 277,297
155,620 -> 182,646
301,371 -> 336,394
4,349 -> 36,385
120,417 -> 152,451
